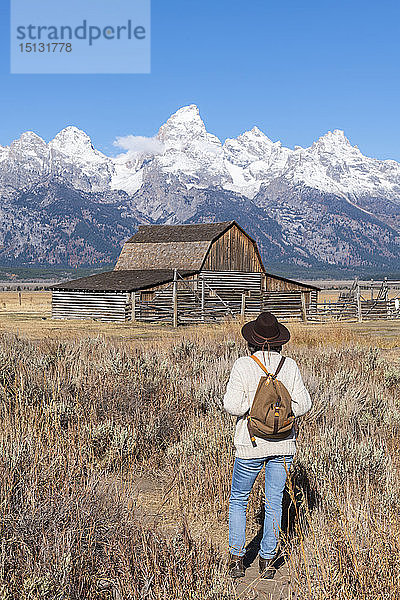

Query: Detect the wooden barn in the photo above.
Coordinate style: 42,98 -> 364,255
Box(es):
50,221 -> 319,323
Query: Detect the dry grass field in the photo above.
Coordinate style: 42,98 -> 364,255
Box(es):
0,291 -> 399,349
0,292 -> 399,598
0,291 -> 52,312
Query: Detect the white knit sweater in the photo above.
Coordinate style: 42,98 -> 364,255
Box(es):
223,351 -> 312,459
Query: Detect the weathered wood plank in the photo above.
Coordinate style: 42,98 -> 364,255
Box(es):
52,291 -> 128,322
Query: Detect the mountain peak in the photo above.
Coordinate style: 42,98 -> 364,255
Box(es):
240,126 -> 274,144
13,131 -> 46,147
315,129 -> 352,148
168,104 -> 202,122
251,126 -> 263,134
157,104 -> 207,142
51,126 -> 93,148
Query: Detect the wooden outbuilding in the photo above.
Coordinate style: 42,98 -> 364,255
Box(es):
51,221 -> 319,323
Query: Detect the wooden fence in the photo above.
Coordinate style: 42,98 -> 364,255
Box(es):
130,272 -> 315,325
52,275 -> 400,326
308,279 -> 400,323
131,276 -> 400,326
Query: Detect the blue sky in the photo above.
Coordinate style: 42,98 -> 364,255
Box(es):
1,0 -> 400,159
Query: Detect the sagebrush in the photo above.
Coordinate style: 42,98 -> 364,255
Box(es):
0,326 -> 398,599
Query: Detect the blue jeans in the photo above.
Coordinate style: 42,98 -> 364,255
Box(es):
229,455 -> 293,559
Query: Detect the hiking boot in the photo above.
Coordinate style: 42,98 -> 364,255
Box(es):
259,556 -> 276,580
228,553 -> 245,578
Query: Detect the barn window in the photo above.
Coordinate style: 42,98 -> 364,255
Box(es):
141,291 -> 155,301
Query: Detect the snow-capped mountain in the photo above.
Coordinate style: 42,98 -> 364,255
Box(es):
0,104 -> 399,272
0,127 -> 114,194
110,105 -> 400,205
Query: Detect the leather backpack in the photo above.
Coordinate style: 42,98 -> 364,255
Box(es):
247,355 -> 295,446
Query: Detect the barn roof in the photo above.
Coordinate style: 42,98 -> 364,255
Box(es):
50,267 -> 320,293
127,222 -> 234,243
50,269 -> 197,292
115,221 -> 255,271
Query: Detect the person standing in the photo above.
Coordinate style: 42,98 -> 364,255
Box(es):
224,312 -> 312,579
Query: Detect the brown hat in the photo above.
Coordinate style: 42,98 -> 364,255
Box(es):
241,311 -> 290,346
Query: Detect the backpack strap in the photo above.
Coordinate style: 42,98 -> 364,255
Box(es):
274,356 -> 286,378
250,355 -> 286,380
250,355 -> 271,376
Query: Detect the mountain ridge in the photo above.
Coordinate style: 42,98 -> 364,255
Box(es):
0,104 -> 399,273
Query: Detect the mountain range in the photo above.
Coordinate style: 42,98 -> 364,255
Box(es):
0,104 -> 399,276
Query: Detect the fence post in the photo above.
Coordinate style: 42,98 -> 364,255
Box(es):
301,292 -> 308,322
201,276 -> 205,322
356,278 -> 362,322
131,292 -> 136,322
384,277 -> 390,320
241,293 -> 246,318
172,269 -> 178,328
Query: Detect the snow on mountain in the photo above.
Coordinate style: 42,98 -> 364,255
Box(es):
112,104 -> 233,204
48,126 -> 114,193
2,105 -> 400,208
223,127 -> 293,197
304,130 -> 400,200
0,104 -> 400,269
109,106 -> 400,208
112,159 -> 144,196
154,104 -> 231,188
0,132 -> 48,190
0,127 -> 114,195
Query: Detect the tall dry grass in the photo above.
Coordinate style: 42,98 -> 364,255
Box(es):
0,325 -> 399,598
0,335 -> 236,599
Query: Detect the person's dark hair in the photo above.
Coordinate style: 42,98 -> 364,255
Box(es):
248,342 -> 282,354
